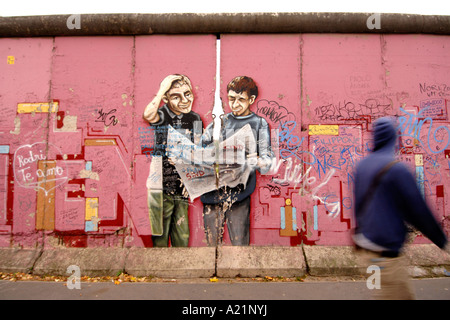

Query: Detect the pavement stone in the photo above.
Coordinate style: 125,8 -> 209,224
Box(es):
216,246 -> 306,278
32,247 -> 127,277
125,247 -> 216,278
404,244 -> 450,277
302,245 -> 365,276
0,248 -> 41,274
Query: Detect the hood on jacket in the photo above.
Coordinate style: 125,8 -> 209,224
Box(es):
373,117 -> 398,152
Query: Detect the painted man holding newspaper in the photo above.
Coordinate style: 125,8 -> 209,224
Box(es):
200,76 -> 274,246
143,74 -> 203,247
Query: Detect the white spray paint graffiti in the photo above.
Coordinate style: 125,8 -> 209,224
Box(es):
270,156 -> 341,219
310,168 -> 340,218
13,142 -> 68,195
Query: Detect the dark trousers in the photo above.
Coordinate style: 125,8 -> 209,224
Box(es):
203,197 -> 251,246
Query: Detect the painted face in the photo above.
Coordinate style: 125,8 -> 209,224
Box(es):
163,83 -> 194,115
228,90 -> 255,117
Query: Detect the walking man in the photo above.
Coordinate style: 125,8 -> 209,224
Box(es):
353,116 -> 449,299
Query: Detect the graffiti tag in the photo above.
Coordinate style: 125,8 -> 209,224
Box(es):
256,99 -> 296,127
95,108 -> 118,126
13,142 -> 68,195
278,121 -> 316,165
397,107 -> 450,154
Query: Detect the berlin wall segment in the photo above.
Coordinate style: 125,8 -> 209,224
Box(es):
0,33 -> 448,255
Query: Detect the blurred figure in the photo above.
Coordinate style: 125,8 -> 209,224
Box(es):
353,117 -> 449,300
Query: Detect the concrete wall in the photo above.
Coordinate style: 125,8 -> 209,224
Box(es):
0,33 -> 449,248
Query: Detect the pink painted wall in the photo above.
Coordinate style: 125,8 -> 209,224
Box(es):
0,34 -> 448,248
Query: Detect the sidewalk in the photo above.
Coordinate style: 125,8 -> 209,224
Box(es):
1,277 -> 450,300
0,244 -> 449,279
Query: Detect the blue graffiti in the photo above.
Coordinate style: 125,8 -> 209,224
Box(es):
397,107 -> 450,154
278,121 -> 316,165
323,193 -> 340,215
314,144 -> 361,179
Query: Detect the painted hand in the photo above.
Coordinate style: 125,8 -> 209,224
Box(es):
246,153 -> 258,167
157,74 -> 183,98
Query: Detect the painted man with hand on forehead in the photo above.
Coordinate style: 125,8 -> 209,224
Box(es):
201,76 -> 274,246
143,74 -> 203,247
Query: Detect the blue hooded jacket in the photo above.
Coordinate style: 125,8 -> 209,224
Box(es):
353,117 -> 447,254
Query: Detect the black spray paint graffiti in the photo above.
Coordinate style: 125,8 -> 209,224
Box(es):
419,82 -> 450,98
314,99 -> 392,121
95,108 -> 119,126
256,99 -> 296,127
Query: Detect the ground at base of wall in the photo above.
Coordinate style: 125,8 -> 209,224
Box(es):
4,272 -> 450,286
0,245 -> 449,280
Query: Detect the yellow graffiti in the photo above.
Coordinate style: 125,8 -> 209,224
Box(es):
308,124 -> 339,136
85,198 -> 99,221
17,102 -> 59,114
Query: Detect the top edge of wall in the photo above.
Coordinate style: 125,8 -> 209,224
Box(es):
1,12 -> 450,37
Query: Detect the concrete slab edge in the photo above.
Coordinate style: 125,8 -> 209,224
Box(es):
0,244 -> 448,279
302,244 -> 450,278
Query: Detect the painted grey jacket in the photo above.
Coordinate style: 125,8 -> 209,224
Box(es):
200,112 -> 274,204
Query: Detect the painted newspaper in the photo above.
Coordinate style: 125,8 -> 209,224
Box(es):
166,124 -> 256,200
